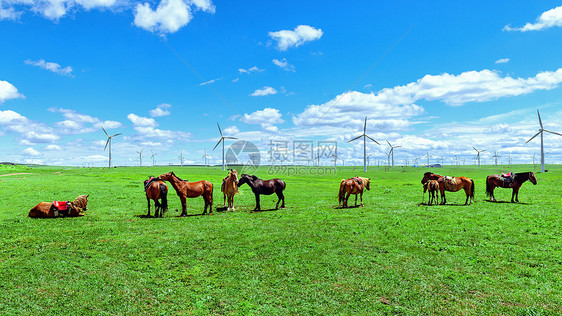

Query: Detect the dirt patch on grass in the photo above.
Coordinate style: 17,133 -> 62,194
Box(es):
0,173 -> 32,177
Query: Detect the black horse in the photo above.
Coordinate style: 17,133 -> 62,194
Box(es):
486,172 -> 537,202
237,174 -> 286,211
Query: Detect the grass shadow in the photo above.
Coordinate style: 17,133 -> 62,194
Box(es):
484,200 -> 529,205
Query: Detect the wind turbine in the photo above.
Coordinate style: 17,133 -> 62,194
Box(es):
424,151 -> 430,166
532,154 -> 536,169
136,148 -> 143,167
492,150 -> 500,166
348,116 -> 380,172
331,153 -> 342,172
386,140 -> 402,168
473,147 -> 486,167
178,152 -> 184,167
526,109 -> 562,173
213,123 -> 237,171
151,151 -> 157,166
202,150 -> 210,167
102,126 -> 122,168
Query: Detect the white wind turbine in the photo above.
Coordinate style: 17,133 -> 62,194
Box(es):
151,151 -> 157,166
202,149 -> 210,167
102,126 -> 122,168
386,140 -> 402,168
526,109 -> 562,173
213,123 -> 237,171
348,116 -> 380,172
492,150 -> 500,166
473,147 -> 486,167
136,148 -> 143,167
178,152 -> 184,167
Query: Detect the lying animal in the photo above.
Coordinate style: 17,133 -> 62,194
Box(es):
29,195 -> 89,218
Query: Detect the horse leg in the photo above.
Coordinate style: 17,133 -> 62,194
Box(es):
146,197 -> 151,217
223,193 -> 227,207
180,196 -> 187,217
511,188 -> 515,203
354,194 -> 358,207
254,194 -> 261,211
155,200 -> 160,218
344,192 -> 350,208
360,192 -> 364,207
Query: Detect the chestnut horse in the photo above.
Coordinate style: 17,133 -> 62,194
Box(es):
338,177 -> 371,208
158,172 -> 213,216
29,195 -> 89,218
221,169 -> 239,211
237,174 -> 286,211
423,179 -> 439,205
486,172 -> 537,203
144,176 -> 168,217
421,172 -> 474,205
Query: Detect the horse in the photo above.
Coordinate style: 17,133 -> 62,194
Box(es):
144,176 -> 168,217
338,177 -> 371,208
237,174 -> 286,211
423,179 -> 439,205
29,195 -> 89,218
486,172 -> 537,203
421,172 -> 474,205
221,169 -> 239,211
158,172 -> 213,216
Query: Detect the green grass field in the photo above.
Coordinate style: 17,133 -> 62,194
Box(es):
0,164 -> 560,314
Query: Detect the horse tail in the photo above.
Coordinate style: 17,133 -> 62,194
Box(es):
338,179 -> 346,204
485,176 -> 492,198
159,183 -> 168,212
470,178 -> 475,199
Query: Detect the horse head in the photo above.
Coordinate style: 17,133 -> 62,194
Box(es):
73,194 -> 89,212
421,172 -> 439,184
237,174 -> 250,187
364,178 -> 371,190
229,169 -> 239,183
529,172 -> 537,185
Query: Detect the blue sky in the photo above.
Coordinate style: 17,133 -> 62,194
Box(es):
1,0 -> 562,167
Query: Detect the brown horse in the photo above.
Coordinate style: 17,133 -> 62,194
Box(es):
158,172 -> 213,216
144,176 -> 168,217
237,174 -> 286,211
423,179 -> 439,205
29,195 -> 89,218
421,172 -> 474,205
338,177 -> 371,208
486,172 -> 537,202
221,169 -> 239,211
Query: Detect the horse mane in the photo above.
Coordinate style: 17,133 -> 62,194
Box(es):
72,195 -> 88,208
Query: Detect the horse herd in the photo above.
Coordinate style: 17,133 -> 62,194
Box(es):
27,169 -> 538,218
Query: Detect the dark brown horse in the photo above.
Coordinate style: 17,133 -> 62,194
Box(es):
486,172 -> 537,202
144,176 -> 168,217
158,172 -> 213,216
338,177 -> 371,208
29,195 -> 89,218
237,174 -> 286,211
421,172 -> 474,205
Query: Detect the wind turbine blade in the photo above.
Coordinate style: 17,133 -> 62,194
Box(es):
395,145 -> 402,148
481,150 -> 487,152
224,137 -> 237,140
104,138 -> 110,151
543,129 -> 562,137
386,140 -> 391,147
526,131 -> 541,143
348,135 -> 363,143
101,126 -> 109,137
472,147 -> 477,152
364,116 -> 367,133
213,138 -> 223,150
537,110 -> 543,129
217,123 -> 223,137
111,133 -> 122,137
365,135 -> 380,145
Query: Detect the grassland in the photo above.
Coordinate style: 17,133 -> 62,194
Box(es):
0,163 -> 560,315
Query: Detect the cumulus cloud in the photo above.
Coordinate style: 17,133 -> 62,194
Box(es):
243,107 -> 284,132
504,5 -> 562,32
133,0 -> 214,34
238,66 -> 263,74
25,59 -> 73,77
272,58 -> 295,72
0,4 -> 20,20
223,125 -> 239,135
45,144 -> 62,150
250,86 -> 277,96
269,25 -> 323,51
23,147 -> 41,156
2,0 -> 117,21
0,80 -> 24,103
127,113 -> 157,127
0,110 -> 60,144
150,103 -> 171,117
495,58 -> 510,64
48,107 -> 121,134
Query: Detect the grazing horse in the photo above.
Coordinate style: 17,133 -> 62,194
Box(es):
486,172 -> 537,203
421,172 -> 474,205
237,174 -> 286,211
29,195 -> 89,218
158,172 -> 213,216
144,176 -> 168,217
338,177 -> 371,208
423,179 -> 439,205
221,169 -> 239,211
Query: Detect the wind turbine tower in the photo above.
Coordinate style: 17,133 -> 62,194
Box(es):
348,116 -> 380,172
473,147 -> 486,167
136,149 -> 143,167
386,140 -> 401,168
526,109 -> 562,172
102,126 -> 122,168
213,123 -> 237,171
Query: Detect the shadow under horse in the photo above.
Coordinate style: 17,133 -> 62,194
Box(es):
158,172 -> 213,216
237,174 -> 286,211
486,172 -> 537,203
421,172 -> 474,205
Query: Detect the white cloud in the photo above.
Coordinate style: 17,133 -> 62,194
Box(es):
0,80 -> 24,103
504,6 -> 562,32
23,147 -> 41,156
25,59 -> 73,77
133,126 -> 190,139
250,86 -> 277,96
3,0 -> 117,21
45,144 -> 62,150
243,107 -> 284,132
133,0 -> 214,34
269,25 -> 323,51
0,110 -> 26,125
150,103 -> 171,117
0,4 -> 20,20
272,58 -> 295,72
238,66 -> 263,74
127,113 -> 157,127
495,58 -> 510,64
48,107 -> 121,135
97,120 -> 121,129
200,77 -> 221,86
223,125 -> 239,135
